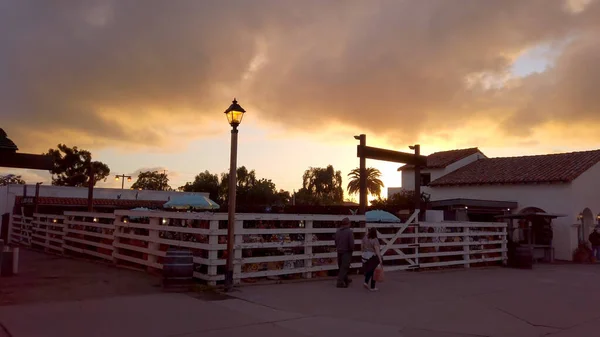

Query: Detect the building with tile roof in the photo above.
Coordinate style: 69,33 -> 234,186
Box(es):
398,147 -> 484,171
388,148 -> 487,198
389,147 -> 600,262
429,150 -> 600,187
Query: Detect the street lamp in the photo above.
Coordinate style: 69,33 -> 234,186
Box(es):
224,98 -> 246,291
115,174 -> 132,189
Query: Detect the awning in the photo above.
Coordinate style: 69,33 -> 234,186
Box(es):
366,210 -> 402,223
431,198 -> 518,209
163,195 -> 220,210
495,213 -> 567,219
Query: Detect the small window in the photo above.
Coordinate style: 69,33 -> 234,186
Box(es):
420,173 -> 431,186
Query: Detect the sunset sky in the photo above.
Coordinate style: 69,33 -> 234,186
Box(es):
2,0 -> 600,198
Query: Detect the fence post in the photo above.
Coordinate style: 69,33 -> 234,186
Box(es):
7,214 -> 13,245
414,224 -> 420,268
501,224 -> 508,265
44,217 -> 50,252
147,217 -> 160,268
463,227 -> 471,268
304,220 -> 313,279
32,215 -> 41,249
233,220 -> 243,285
57,216 -> 65,254
112,215 -> 122,266
24,215 -> 32,247
207,220 -> 219,286
30,215 -> 37,249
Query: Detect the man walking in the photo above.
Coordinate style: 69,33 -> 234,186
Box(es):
335,217 -> 354,288
589,225 -> 600,262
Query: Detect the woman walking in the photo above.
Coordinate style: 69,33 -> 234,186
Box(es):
362,227 -> 383,291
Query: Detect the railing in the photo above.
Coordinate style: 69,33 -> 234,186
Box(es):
10,214 -> 33,246
111,211 -> 367,285
30,214 -> 66,253
377,220 -> 508,271
10,210 -> 508,286
63,212 -> 115,261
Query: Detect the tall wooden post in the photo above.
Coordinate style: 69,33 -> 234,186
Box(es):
358,134 -> 367,218
413,145 -> 421,219
33,183 -> 41,213
87,162 -> 94,212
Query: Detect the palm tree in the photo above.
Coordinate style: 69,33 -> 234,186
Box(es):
347,167 -> 384,198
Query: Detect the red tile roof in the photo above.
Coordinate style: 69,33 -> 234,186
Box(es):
429,149 -> 600,186
15,196 -> 166,208
398,148 -> 483,171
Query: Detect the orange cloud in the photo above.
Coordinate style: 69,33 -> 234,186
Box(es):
1,0 -> 600,153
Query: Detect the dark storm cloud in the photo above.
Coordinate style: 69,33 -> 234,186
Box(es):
1,0 -> 599,150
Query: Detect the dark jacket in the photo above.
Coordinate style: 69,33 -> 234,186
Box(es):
335,227 -> 354,253
590,231 -> 600,246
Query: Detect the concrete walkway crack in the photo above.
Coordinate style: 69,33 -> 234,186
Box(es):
402,327 -> 491,337
0,321 -> 13,337
543,314 -> 600,336
163,314 -> 317,337
494,307 -> 565,330
230,295 -> 298,313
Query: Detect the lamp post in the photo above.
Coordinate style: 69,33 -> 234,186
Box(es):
115,174 -> 132,189
224,98 -> 246,291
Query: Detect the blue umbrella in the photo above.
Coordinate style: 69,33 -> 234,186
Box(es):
163,195 -> 220,210
366,210 -> 401,223
128,207 -> 153,220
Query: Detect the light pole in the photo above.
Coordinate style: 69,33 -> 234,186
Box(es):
115,174 -> 132,189
224,98 -> 246,291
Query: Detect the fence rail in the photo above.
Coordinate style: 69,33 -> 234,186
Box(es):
9,210 -> 508,286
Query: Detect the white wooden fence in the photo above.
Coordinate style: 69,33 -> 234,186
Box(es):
8,210 -> 508,286
10,214 -> 33,246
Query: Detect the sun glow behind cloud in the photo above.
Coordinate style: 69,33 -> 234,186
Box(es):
2,0 -> 600,200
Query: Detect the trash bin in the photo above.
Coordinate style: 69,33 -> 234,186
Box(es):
1,250 -> 13,277
0,246 -> 18,277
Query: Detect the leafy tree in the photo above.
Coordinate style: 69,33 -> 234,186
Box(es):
218,167 -> 289,207
132,171 -> 171,191
179,170 -> 219,201
276,189 -> 292,206
46,144 -> 110,187
346,167 -> 384,198
296,165 -> 344,205
371,189 -> 431,210
0,174 -> 26,186
219,166 -> 257,204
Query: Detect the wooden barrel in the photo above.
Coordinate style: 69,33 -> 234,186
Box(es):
162,248 -> 194,291
0,240 -> 3,276
514,247 -> 533,269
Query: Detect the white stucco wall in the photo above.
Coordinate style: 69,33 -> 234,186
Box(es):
445,152 -> 487,173
570,162 -> 600,243
400,168 -> 444,194
429,166 -> 600,262
429,183 -> 576,260
396,152 -> 485,194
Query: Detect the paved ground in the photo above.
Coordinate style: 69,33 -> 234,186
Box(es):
0,250 -> 160,306
2,250 -> 600,336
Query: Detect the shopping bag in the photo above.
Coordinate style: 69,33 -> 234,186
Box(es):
374,266 -> 384,282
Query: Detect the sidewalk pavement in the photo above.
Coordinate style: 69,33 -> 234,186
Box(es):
2,264 -> 600,336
